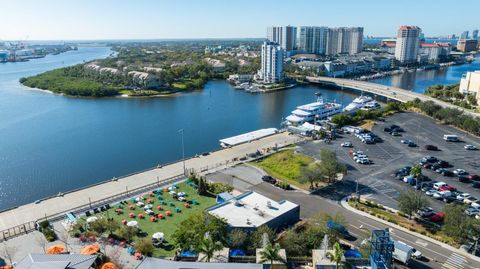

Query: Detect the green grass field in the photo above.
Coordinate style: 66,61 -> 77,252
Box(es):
252,149 -> 314,190
78,182 -> 216,257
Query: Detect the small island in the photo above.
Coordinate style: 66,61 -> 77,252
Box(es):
20,41 -> 261,97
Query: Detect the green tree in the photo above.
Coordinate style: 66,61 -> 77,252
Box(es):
442,204 -> 480,243
117,226 -> 138,242
398,190 -> 429,219
89,218 -> 108,236
172,212 -> 228,252
318,149 -> 347,183
198,236 -> 224,262
300,164 -> 323,189
259,243 -> 285,268
249,226 -> 276,251
326,242 -> 345,269
410,164 -> 422,178
228,229 -> 248,249
136,238 -> 154,256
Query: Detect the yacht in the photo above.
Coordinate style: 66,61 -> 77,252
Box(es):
285,98 -> 343,125
343,96 -> 373,113
361,100 -> 381,111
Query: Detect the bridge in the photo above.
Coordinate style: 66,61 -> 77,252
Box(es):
306,76 -> 479,118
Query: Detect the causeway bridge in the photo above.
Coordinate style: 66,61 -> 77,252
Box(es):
306,76 -> 479,118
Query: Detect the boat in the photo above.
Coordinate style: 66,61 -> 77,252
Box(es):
285,98 -> 343,125
361,100 -> 381,111
343,96 -> 373,113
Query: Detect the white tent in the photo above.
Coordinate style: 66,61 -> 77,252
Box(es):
126,221 -> 138,227
152,232 -> 164,241
86,216 -> 98,223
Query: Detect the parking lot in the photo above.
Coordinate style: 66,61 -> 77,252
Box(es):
298,111 -> 480,212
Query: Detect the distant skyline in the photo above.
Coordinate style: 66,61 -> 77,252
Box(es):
1,0 -> 479,41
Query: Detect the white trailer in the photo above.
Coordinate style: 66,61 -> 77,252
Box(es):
393,240 -> 413,265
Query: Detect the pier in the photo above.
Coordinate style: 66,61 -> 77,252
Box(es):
0,132 -> 300,240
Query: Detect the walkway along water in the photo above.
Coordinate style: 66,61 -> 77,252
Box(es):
0,132 -> 301,241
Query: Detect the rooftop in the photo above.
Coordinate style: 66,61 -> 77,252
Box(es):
14,254 -> 97,269
219,128 -> 278,147
136,257 -> 262,269
207,191 -> 299,228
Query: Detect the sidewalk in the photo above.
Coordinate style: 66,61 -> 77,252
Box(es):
340,196 -> 480,264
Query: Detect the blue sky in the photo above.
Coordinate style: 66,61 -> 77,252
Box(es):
1,0 -> 479,40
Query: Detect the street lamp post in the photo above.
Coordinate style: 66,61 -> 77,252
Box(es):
178,129 -> 186,174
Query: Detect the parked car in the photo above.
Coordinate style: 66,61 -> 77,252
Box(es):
422,156 -> 438,163
441,170 -> 454,177
465,207 -> 480,216
417,207 -> 435,218
425,189 -> 437,196
429,212 -> 445,222
423,163 -> 432,169
433,181 -> 448,190
390,131 -> 401,136
436,160 -> 450,168
464,145 -> 477,150
438,185 -> 456,192
424,145 -> 438,151
473,182 -> 480,189
471,201 -> 480,209
454,169 -> 468,176
341,142 -> 353,147
464,197 -> 479,205
401,139 -> 412,144
458,176 -> 472,183
261,175 -> 276,184
457,193 -> 472,202
468,175 -> 480,181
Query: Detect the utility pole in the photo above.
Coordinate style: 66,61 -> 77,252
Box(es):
178,129 -> 186,174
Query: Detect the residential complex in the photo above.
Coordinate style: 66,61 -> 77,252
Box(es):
394,25 -> 422,65
266,26 -> 297,53
459,71 -> 480,103
257,41 -> 284,83
473,29 -> 479,40
326,27 -> 364,55
457,39 -> 479,52
296,26 -> 328,55
266,25 -> 363,56
461,30 -> 469,40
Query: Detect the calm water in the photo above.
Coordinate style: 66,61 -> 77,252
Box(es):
371,57 -> 480,93
0,47 -> 358,210
1,47 -> 479,210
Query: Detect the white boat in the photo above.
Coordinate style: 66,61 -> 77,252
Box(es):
285,98 -> 343,125
361,100 -> 381,110
343,96 -> 373,113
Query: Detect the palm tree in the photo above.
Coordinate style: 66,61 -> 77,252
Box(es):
326,242 -> 345,269
410,164 -> 422,178
197,237 -> 224,262
259,243 -> 285,268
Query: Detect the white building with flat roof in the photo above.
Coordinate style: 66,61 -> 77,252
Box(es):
257,41 -> 284,83
267,26 -> 297,52
395,26 -> 421,65
207,191 -> 300,231
459,71 -> 480,103
326,27 -> 363,55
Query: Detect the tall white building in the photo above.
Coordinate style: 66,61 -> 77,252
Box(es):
258,41 -> 284,83
266,26 -> 297,52
460,31 -> 469,40
459,71 -> 480,103
394,26 -> 421,65
325,27 -> 363,55
296,26 -> 328,55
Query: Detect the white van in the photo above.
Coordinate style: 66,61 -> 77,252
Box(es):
444,134 -> 459,142
433,181 -> 448,190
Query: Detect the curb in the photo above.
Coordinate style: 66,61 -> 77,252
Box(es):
340,196 -> 480,264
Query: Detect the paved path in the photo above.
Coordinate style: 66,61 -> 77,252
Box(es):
0,132 -> 300,233
306,76 -> 480,118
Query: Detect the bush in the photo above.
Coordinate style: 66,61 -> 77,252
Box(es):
43,228 -> 57,242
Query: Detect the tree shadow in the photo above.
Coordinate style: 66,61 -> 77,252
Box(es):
311,180 -> 377,201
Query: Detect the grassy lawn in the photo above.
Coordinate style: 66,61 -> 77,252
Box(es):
252,149 -> 314,190
77,182 -> 216,257
172,82 -> 187,90
349,200 -> 457,246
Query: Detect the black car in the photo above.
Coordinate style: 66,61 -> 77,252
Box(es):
422,156 -> 438,163
443,196 -> 458,203
431,163 -> 441,171
424,145 -> 438,151
441,170 -> 454,177
391,127 -> 404,132
458,175 -> 472,183
408,142 -> 417,147
437,160 -> 450,168
384,127 -> 392,132
473,182 -> 480,188
261,175 -> 276,184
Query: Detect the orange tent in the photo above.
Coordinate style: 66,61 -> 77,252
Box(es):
47,245 -> 65,254
100,262 -> 116,269
0,266 -> 13,269
80,244 -> 100,255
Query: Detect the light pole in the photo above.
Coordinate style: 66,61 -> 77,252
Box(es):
178,129 -> 186,174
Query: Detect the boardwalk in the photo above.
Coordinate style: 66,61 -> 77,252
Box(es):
306,76 -> 480,118
0,132 -> 300,236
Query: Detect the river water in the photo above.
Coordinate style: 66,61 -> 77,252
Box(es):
0,47 -> 478,210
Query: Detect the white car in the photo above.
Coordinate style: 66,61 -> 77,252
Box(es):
357,158 -> 370,164
353,154 -> 367,161
412,248 -> 422,259
341,142 -> 353,147
464,197 -> 479,205
353,151 -> 364,157
403,176 -> 414,183
432,192 -> 443,199
457,193 -> 471,202
454,169 -> 468,175
465,145 -> 477,150
472,202 -> 480,209
425,189 -> 437,196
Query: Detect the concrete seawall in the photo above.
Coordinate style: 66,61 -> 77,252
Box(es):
0,132 -> 300,239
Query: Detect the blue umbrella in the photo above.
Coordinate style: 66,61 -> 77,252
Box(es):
344,249 -> 362,258
230,249 -> 246,256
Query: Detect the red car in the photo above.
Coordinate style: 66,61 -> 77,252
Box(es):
468,175 -> 480,181
429,212 -> 445,222
438,186 -> 456,192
